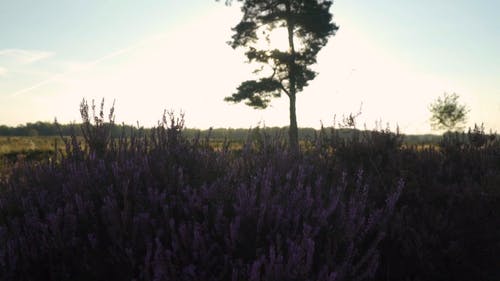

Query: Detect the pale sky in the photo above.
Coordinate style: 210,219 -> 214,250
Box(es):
1,0 -> 499,134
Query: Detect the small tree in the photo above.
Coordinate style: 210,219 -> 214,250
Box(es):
219,0 -> 338,151
429,92 -> 468,132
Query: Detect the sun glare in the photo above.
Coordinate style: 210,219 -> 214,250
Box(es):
252,26 -> 291,52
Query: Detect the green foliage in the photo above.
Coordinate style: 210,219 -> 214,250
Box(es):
429,92 -> 468,132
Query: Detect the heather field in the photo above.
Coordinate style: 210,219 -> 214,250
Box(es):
2,0 -> 499,279
0,110 -> 498,281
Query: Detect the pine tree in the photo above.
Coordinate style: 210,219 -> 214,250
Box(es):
220,0 -> 338,150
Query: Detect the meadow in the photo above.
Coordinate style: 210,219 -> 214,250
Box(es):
0,109 -> 498,281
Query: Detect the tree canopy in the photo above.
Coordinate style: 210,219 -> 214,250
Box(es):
429,92 -> 469,132
219,0 -> 338,150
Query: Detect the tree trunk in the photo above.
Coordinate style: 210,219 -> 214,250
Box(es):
288,93 -> 299,150
286,1 -> 299,152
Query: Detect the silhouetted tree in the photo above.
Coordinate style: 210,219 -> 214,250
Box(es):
429,92 -> 468,132
219,0 -> 338,150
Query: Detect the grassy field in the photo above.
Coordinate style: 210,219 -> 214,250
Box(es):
0,136 -> 59,153
0,136 -> 61,162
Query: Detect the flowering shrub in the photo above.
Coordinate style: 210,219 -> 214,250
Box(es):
0,111 -> 403,281
307,124 -> 500,281
1,105 -> 498,280
78,98 -> 115,158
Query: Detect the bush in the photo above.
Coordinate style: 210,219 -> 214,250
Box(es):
0,111 -> 403,281
1,106 -> 499,281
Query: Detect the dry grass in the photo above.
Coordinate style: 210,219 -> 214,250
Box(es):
0,136 -> 59,155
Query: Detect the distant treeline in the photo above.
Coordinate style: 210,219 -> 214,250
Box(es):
0,121 -> 441,145
0,122 -> 141,138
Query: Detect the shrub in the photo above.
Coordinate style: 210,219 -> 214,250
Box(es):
0,111 -> 403,281
1,106 -> 499,281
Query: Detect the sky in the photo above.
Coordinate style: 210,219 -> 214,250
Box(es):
0,0 -> 499,134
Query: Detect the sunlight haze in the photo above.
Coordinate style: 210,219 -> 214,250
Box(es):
1,0 -> 499,134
